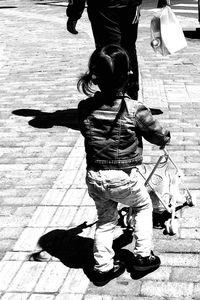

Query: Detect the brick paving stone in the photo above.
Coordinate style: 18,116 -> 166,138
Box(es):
34,262 -> 69,293
0,240 -> 16,259
29,295 -> 55,300
84,297 -> 192,300
41,188 -> 67,206
83,296 -> 113,300
61,188 -> 86,206
28,206 -> 58,227
72,168 -> 87,188
63,156 -> 85,171
141,281 -> 194,298
160,253 -> 199,267
194,283 -> 200,299
3,251 -> 36,262
170,267 -> 200,282
1,196 -> 43,206
81,192 -> 94,206
0,261 -> 22,291
53,170 -> 78,188
0,214 -> 33,228
0,227 -> 23,240
86,276 -> 141,296
180,227 -> 200,239
71,206 -> 97,227
1,293 -> 29,300
55,294 -> 83,300
49,206 -> 78,227
155,238 -> 200,253
13,227 -> 45,251
7,261 -> 47,292
123,266 -> 171,282
60,268 -> 90,294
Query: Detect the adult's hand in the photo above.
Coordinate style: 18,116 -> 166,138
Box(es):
157,0 -> 171,8
67,18 -> 78,34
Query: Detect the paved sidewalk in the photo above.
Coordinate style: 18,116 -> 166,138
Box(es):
0,0 -> 200,299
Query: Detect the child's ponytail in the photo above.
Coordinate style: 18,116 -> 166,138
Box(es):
77,44 -> 130,96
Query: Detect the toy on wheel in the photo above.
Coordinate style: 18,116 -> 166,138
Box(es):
165,218 -> 179,235
118,148 -> 195,235
118,206 -> 135,231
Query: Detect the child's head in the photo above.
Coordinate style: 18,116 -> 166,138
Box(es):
77,44 -> 130,96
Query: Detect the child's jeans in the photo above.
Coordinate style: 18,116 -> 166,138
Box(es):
86,168 -> 153,273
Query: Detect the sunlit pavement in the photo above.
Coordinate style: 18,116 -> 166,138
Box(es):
0,0 -> 200,299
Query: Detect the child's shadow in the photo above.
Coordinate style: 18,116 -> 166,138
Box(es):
29,221 -> 133,272
29,222 -> 96,271
12,107 -> 163,131
12,108 -> 80,130
29,221 -> 153,284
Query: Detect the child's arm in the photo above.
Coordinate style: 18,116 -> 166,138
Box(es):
77,99 -> 88,136
135,104 -> 170,147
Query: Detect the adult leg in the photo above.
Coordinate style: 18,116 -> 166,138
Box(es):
120,5 -> 140,99
87,5 -> 122,49
87,5 -> 139,100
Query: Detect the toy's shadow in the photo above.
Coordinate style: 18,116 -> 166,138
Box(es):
12,108 -> 80,130
184,30 -> 200,40
29,222 -> 156,284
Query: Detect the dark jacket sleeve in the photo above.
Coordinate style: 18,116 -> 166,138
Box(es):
66,0 -> 86,20
135,104 -> 171,147
78,99 -> 87,136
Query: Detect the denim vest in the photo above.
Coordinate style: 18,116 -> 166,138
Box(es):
78,92 -> 170,171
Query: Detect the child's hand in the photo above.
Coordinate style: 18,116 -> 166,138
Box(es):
159,145 -> 165,150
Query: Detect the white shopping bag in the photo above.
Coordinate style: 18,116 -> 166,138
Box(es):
150,6 -> 187,55
150,15 -> 170,56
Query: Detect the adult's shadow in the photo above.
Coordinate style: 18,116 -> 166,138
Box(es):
12,108 -> 80,130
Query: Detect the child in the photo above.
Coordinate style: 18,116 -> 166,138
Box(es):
77,44 -> 170,286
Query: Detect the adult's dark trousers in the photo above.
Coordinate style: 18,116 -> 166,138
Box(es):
87,2 -> 139,99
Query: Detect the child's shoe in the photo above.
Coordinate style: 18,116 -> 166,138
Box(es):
132,251 -> 161,271
91,260 -> 125,286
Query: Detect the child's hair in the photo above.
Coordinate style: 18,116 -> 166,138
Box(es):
77,44 -> 130,96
